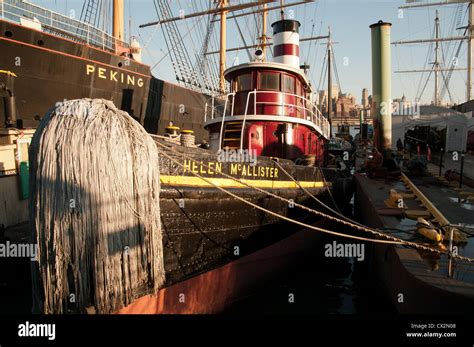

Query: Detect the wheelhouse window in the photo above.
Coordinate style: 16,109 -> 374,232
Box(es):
282,74 -> 295,94
295,81 -> 302,97
234,73 -> 252,92
258,72 -> 280,91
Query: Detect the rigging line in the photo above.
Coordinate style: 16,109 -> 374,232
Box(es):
137,31 -> 159,66
415,22 -> 436,102
439,38 -> 455,103
395,46 -> 407,95
177,0 -> 199,64
243,7 -> 254,48
193,1 -> 207,46
417,68 -> 434,102
440,5 -> 469,100
406,11 -> 415,85
149,6 -> 204,71
152,0 -> 174,72
306,22 -> 315,64
440,68 -> 455,103
204,0 -> 220,87
317,46 -> 328,91
208,9 -> 221,87
141,23 -> 161,50
331,47 -> 342,92
273,160 -> 349,220
253,0 -> 261,46
300,1 -> 306,39
306,6 -> 319,83
233,15 -> 253,61
310,19 -> 323,88
191,0 -> 211,89
446,4 -> 461,59
197,2 -> 220,93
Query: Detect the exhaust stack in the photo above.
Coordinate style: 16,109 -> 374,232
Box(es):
370,20 -> 392,153
271,19 -> 301,69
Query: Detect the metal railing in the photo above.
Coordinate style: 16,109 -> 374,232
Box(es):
0,0 -> 128,51
207,90 -> 331,150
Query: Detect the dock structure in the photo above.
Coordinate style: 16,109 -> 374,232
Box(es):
350,16 -> 474,313
354,167 -> 474,313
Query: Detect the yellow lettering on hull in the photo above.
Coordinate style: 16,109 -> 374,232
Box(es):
86,64 -> 145,88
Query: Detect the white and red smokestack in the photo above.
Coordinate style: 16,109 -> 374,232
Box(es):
271,19 -> 301,68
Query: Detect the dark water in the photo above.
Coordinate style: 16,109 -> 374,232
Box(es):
224,233 -> 397,315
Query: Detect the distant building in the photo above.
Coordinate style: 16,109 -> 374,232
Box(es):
362,88 -> 369,107
318,85 -> 340,113
334,93 -> 358,125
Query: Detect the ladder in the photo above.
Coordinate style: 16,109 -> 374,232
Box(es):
222,121 -> 244,150
80,0 -> 102,28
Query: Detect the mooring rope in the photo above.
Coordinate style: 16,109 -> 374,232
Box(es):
273,160 -> 366,227
155,144 -> 402,245
30,99 -> 166,314
153,138 -> 474,262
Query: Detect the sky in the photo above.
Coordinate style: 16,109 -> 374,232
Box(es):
30,0 -> 472,105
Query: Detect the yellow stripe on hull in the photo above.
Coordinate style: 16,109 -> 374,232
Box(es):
160,175 -> 325,189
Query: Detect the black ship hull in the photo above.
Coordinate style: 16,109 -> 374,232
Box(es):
0,19 -> 211,141
157,143 -> 329,286
0,20 -> 150,126
121,141 -> 332,313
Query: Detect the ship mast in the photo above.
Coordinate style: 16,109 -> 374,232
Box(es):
260,3 -> 268,60
219,0 -> 228,93
468,0 -> 474,100
139,0 -> 309,93
113,0 -> 125,42
395,0 -> 474,103
434,10 -> 440,105
327,26 -> 332,136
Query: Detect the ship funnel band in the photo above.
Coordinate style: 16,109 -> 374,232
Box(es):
271,19 -> 301,35
271,19 -> 301,68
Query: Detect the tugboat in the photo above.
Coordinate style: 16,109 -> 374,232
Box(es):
113,16 -> 333,314
204,18 -> 330,164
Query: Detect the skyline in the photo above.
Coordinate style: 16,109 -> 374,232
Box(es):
32,0 -> 473,105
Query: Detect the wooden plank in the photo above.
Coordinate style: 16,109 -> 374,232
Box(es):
401,173 -> 450,230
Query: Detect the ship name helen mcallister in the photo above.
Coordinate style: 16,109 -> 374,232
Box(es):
183,160 -> 279,178
86,64 -> 145,87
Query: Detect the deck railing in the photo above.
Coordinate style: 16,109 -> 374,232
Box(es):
206,90 -> 331,150
0,0 -> 128,51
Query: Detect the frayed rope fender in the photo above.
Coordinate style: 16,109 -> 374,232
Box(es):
29,99 -> 165,314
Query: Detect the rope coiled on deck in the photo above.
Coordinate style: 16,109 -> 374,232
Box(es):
29,99 -> 165,314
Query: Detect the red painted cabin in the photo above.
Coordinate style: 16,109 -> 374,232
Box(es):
204,19 -> 330,164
